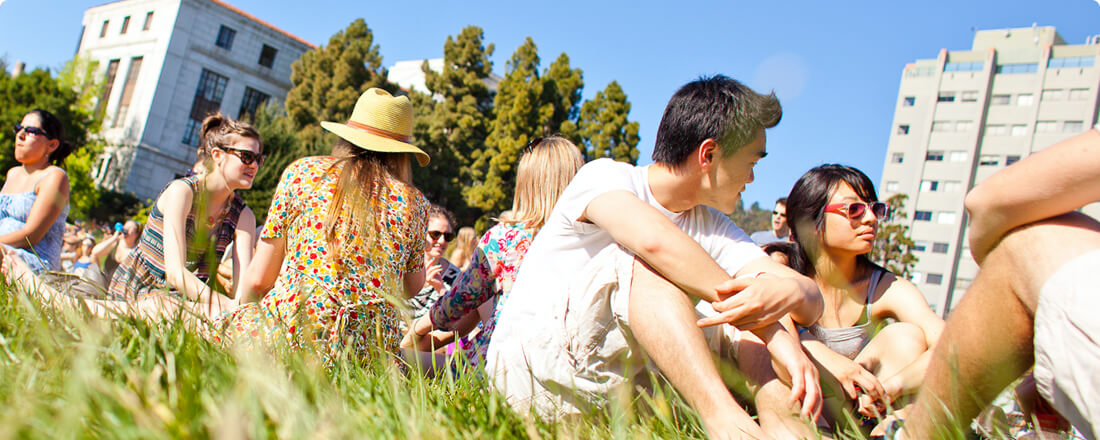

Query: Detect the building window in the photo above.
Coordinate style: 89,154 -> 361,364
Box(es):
885,181 -> 900,192
949,151 -> 968,162
920,180 -> 940,192
1042,89 -> 1066,101
896,124 -> 910,135
1069,88 -> 1091,101
99,20 -> 109,38
925,273 -> 944,285
932,121 -> 953,133
120,16 -> 131,34
182,69 -> 229,146
990,94 -> 1011,105
956,120 -> 974,132
932,242 -> 950,254
986,124 -> 1007,136
215,25 -> 236,50
944,61 -> 984,72
996,63 -> 1039,74
95,59 -> 121,121
905,66 -> 936,78
1035,121 -> 1058,133
1064,121 -> 1085,133
960,91 -> 979,102
1048,56 -> 1096,69
259,44 -> 278,68
112,56 -> 143,128
1016,94 -> 1034,106
925,151 -> 944,161
937,92 -> 956,103
914,210 -> 933,221
1010,124 -> 1028,136
1005,155 -> 1021,166
891,153 -> 904,164
903,96 -> 915,107
143,11 -> 154,31
913,241 -> 929,252
937,212 -> 957,225
238,87 -> 271,119
979,154 -> 1000,166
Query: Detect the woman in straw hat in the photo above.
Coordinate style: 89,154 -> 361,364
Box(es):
406,136 -> 583,371
215,88 -> 431,363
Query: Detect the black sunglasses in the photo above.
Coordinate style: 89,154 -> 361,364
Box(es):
218,147 -> 265,166
13,124 -> 50,138
523,137 -> 545,154
428,230 -> 456,242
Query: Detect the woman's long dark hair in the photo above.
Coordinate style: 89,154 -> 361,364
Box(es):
785,164 -> 879,277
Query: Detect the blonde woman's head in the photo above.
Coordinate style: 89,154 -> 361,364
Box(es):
509,136 -> 584,232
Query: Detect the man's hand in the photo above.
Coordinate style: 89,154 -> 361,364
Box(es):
697,275 -> 805,330
765,327 -> 823,420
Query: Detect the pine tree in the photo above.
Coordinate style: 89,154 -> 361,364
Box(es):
540,53 -> 583,137
464,38 -> 544,228
413,26 -> 495,227
284,19 -> 395,154
576,81 -> 640,164
727,200 -> 772,235
871,193 -> 919,277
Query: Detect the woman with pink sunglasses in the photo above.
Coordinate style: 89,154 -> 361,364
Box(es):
785,164 -> 942,433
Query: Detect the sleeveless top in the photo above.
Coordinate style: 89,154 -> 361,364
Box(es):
806,269 -> 885,359
107,175 -> 245,300
0,168 -> 69,273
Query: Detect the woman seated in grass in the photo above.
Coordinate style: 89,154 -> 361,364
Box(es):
4,113 -> 259,320
1,109 -> 73,273
406,136 -> 583,369
215,88 -> 430,365
785,164 -> 943,430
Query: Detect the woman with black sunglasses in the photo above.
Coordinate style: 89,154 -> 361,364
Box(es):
106,112 -> 259,311
0,109 -> 74,273
406,204 -> 461,320
785,164 -> 942,434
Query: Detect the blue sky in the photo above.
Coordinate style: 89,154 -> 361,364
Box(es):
1,0 -> 1098,209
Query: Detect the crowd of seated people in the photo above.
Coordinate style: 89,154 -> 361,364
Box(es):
5,78 -> 1097,440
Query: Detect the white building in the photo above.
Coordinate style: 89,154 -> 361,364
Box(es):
76,0 -> 313,200
879,26 -> 1100,315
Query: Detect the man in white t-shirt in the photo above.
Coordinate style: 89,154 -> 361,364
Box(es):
488,76 -> 824,439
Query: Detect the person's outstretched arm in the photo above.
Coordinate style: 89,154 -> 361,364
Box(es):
966,128 -> 1100,262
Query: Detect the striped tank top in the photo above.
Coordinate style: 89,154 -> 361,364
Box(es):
107,175 -> 245,300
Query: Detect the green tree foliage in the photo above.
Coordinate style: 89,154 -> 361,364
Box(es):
87,190 -> 143,223
871,193 -> 919,277
576,81 -> 641,164
242,101 -> 301,223
0,58 -> 105,220
465,38 -> 585,228
284,19 -> 395,153
727,200 -> 772,235
413,26 -> 495,227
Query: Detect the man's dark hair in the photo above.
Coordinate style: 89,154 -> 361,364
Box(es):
652,75 -> 781,166
776,197 -> 787,207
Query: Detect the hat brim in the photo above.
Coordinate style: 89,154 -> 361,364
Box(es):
321,121 -> 430,166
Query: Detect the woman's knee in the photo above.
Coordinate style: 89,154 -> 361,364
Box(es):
875,322 -> 927,353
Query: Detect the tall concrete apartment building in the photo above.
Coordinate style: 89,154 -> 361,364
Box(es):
75,0 -> 313,200
880,26 -> 1100,315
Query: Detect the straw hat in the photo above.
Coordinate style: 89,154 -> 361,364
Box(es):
320,88 -> 430,166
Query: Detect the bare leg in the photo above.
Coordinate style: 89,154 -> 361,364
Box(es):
903,213 -> 1100,438
732,332 -> 821,439
628,259 -> 765,439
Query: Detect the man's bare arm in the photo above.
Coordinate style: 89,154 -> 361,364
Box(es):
966,128 -> 1100,262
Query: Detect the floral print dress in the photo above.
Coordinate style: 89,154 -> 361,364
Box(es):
428,222 -> 534,366
216,156 -> 428,363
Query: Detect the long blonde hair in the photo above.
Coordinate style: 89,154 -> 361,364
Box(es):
448,226 -> 478,269
505,136 -> 584,233
323,139 -> 414,259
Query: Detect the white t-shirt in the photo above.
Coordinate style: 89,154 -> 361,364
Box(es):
487,159 -> 765,412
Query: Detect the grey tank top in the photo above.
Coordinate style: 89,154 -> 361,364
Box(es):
807,269 -> 885,359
